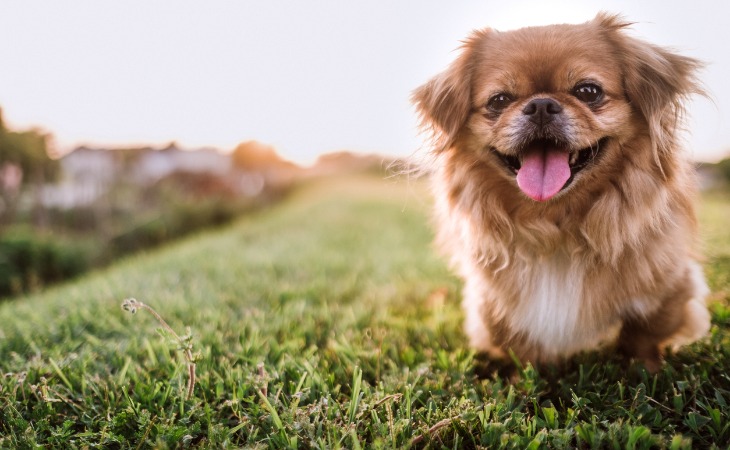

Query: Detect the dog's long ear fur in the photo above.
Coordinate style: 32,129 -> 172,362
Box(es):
412,31 -> 488,152
597,13 -> 704,173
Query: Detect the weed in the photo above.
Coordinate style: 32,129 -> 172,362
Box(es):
121,297 -> 197,399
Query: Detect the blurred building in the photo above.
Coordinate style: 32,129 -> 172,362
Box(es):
131,144 -> 229,184
40,143 -> 307,209
42,145 -> 230,208
42,147 -> 117,208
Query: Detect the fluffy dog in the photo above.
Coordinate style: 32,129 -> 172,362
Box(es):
413,13 -> 710,371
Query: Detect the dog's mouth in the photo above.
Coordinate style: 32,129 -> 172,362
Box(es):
492,137 -> 609,202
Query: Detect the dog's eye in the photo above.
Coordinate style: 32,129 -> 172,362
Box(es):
573,83 -> 603,103
487,93 -> 513,113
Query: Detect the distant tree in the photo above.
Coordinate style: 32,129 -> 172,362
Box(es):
0,108 -> 59,226
231,141 -> 286,171
717,157 -> 730,184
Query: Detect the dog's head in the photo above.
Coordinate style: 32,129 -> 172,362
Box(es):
413,13 -> 702,202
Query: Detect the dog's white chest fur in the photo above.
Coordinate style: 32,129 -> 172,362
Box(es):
509,253 -> 607,357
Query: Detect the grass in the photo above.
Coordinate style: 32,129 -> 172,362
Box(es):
0,174 -> 729,449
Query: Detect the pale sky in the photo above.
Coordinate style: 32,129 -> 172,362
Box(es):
1,1 -> 728,164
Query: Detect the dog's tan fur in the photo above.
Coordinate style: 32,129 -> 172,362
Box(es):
413,13 -> 710,371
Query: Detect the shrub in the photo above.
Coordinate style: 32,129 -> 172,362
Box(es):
107,199 -> 249,258
44,207 -> 101,232
717,157 -> 730,184
0,228 -> 90,298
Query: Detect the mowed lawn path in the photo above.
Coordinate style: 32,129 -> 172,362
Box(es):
1,174 -> 729,449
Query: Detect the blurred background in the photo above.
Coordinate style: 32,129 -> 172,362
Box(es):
1,0 -> 729,298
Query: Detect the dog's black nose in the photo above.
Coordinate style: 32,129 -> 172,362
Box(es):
522,98 -> 563,125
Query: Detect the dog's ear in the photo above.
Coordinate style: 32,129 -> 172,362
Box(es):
597,13 -> 704,172
412,31 -> 488,151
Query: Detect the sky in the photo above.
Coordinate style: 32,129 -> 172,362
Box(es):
0,1 -> 728,165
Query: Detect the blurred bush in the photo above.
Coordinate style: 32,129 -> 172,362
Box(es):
0,198 -> 265,299
0,227 -> 91,297
107,199 -> 245,257
44,206 -> 103,232
0,169 -> 286,299
717,158 -> 730,184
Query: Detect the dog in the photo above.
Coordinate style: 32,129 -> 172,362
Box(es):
412,13 -> 710,372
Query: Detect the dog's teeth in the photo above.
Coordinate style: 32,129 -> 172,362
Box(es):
570,152 -> 578,165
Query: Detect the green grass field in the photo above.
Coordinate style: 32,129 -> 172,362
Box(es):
1,174 -> 729,449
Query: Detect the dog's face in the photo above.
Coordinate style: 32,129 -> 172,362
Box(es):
468,27 -> 632,202
414,13 -> 702,203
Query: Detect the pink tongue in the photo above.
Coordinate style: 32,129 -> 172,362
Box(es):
516,146 -> 571,202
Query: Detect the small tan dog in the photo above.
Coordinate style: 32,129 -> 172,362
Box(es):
413,13 -> 710,372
